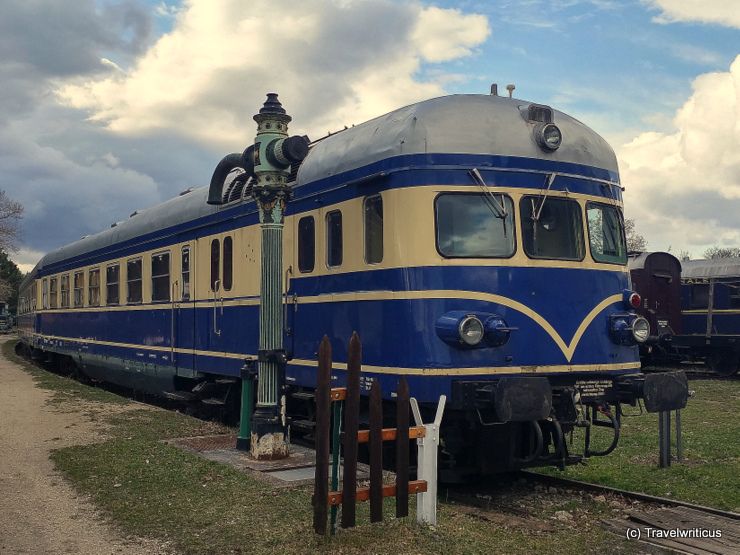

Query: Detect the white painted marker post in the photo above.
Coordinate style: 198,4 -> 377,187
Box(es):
410,395 -> 446,526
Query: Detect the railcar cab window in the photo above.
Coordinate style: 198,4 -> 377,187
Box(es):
211,239 -> 220,291
298,216 -> 315,273
586,202 -> 627,264
326,210 -> 343,267
181,246 -> 191,301
521,196 -> 584,260
88,268 -> 100,306
73,271 -> 84,307
61,274 -> 69,308
364,195 -> 383,264
152,252 -> 170,302
127,258 -> 143,304
106,264 -> 120,305
49,277 -> 58,308
435,193 -> 515,258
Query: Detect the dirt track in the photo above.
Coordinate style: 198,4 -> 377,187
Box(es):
0,342 -> 168,554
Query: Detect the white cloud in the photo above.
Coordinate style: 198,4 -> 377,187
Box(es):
619,55 -> 740,255
59,0 -> 490,148
412,6 -> 489,62
646,0 -> 740,29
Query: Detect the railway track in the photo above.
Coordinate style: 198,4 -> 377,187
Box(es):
444,472 -> 739,554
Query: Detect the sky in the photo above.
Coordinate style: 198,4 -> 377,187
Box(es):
1,0 -> 739,272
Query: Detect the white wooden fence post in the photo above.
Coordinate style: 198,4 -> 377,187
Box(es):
410,395 -> 446,526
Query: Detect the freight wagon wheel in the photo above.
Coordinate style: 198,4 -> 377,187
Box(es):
706,352 -> 740,377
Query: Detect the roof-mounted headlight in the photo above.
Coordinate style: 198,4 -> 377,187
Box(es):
534,122 -> 562,151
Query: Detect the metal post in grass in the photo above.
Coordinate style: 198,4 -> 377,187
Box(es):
236,361 -> 255,451
248,93 -> 309,459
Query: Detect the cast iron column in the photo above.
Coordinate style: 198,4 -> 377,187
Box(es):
248,93 -> 308,459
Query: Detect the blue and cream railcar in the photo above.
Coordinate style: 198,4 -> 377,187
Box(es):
17,93 -> 688,474
677,258 -> 740,376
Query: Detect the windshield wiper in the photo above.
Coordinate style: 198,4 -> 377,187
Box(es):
469,168 -> 508,219
533,172 -> 557,222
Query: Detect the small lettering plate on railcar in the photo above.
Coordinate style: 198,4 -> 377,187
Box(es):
575,379 -> 612,399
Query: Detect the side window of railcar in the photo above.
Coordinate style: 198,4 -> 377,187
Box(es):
182,246 -> 191,301
106,264 -> 120,305
326,210 -> 343,268
436,193 -> 516,258
586,202 -> 627,264
32,282 -> 37,311
127,258 -> 143,304
298,216 -> 315,273
211,239 -> 220,291
60,274 -> 70,308
690,284 -> 709,309
88,269 -> 100,307
42,279 -> 48,310
364,195 -> 383,264
49,277 -> 58,309
223,236 -> 233,291
73,271 -> 84,307
520,196 -> 584,261
152,252 -> 170,302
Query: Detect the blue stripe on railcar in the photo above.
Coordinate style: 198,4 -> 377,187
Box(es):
38,153 -> 621,277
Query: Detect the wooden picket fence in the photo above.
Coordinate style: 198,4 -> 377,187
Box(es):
312,332 -> 436,535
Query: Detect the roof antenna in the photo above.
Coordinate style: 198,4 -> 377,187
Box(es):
506,84 -> 515,98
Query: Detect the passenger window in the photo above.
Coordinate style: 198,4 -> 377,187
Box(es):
326,210 -> 343,267
298,216 -> 315,273
49,277 -> 58,308
223,236 -> 233,291
73,271 -> 84,307
436,193 -> 515,258
211,239 -> 220,291
152,252 -> 170,302
364,195 -> 383,264
521,196 -> 585,261
182,246 -> 191,301
88,269 -> 100,306
730,283 -> 740,309
127,258 -> 143,304
61,274 -> 69,308
42,279 -> 48,309
106,264 -> 120,305
690,284 -> 709,309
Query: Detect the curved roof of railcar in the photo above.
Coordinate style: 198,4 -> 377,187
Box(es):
682,258 -> 740,279
297,93 -> 618,185
27,93 -> 617,281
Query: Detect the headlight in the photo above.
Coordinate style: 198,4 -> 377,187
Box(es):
459,316 -> 484,346
535,122 -> 562,151
631,317 -> 650,343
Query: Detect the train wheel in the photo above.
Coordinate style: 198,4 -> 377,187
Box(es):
706,352 -> 740,377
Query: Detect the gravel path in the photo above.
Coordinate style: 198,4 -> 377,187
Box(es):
0,344 -> 170,554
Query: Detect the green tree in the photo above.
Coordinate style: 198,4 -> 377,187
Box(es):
0,251 -> 23,313
624,218 -> 647,253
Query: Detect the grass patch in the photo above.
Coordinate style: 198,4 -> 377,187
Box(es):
539,379 -> 740,511
7,340 -> 644,554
